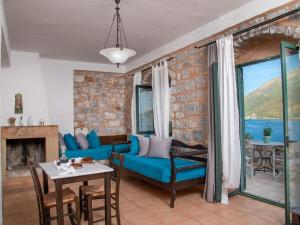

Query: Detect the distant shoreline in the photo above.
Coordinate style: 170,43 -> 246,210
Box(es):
245,118 -> 300,120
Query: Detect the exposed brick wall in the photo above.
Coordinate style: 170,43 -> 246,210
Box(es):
74,70 -> 129,135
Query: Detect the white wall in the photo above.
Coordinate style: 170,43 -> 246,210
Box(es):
1,51 -> 49,127
0,51 -> 125,134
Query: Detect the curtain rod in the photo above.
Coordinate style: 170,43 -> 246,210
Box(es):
194,7 -> 300,49
139,57 -> 175,73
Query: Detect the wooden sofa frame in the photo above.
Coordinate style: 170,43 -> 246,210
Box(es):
114,139 -> 208,208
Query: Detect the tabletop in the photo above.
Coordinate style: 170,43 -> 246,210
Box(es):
39,161 -> 113,180
250,140 -> 284,146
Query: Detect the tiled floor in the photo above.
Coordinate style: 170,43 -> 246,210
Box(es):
3,173 -> 285,225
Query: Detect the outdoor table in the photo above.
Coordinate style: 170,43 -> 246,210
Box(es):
250,141 -> 284,178
39,161 -> 114,225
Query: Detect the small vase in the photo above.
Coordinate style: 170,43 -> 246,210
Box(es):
264,136 -> 271,143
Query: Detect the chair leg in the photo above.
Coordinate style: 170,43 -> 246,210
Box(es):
82,194 -> 88,221
115,201 -> 121,225
74,196 -> 81,225
87,194 -> 93,225
79,188 -> 83,218
68,203 -> 76,225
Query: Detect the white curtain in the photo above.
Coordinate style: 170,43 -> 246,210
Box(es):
131,71 -> 142,134
216,35 -> 241,204
152,60 -> 170,138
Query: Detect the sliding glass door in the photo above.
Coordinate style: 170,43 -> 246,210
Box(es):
280,41 -> 300,225
237,58 -> 286,205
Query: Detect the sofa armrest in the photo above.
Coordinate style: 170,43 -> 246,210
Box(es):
169,147 -> 207,184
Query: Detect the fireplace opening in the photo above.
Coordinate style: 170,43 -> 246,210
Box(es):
6,138 -> 46,174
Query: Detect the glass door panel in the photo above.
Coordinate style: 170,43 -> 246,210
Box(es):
280,41 -> 300,225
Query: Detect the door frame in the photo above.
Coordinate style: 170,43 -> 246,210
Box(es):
280,41 -> 299,225
236,58 -> 285,208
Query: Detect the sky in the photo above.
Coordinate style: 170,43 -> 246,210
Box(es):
243,54 -> 299,95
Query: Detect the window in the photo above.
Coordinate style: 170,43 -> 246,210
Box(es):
136,85 -> 154,134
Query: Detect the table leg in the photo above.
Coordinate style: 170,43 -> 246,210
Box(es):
105,173 -> 111,225
273,149 -> 276,178
42,170 -> 49,194
55,181 -> 64,225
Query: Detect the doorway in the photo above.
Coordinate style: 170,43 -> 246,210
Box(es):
237,41 -> 300,224
237,56 -> 286,205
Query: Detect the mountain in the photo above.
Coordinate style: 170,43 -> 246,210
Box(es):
245,69 -> 300,119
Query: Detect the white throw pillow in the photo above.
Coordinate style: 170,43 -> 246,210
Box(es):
137,135 -> 150,156
147,135 -> 172,158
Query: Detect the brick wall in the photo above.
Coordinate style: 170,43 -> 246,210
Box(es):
74,70 -> 129,135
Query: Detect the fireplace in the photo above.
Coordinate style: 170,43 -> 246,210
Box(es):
6,138 -> 46,171
1,125 -> 59,180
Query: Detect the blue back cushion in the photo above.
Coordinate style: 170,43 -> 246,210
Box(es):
87,130 -> 101,148
64,134 -> 79,150
128,135 -> 139,155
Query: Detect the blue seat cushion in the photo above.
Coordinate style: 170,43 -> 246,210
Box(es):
64,134 -> 79,150
65,146 -> 111,160
87,130 -> 101,148
118,154 -> 206,183
65,143 -> 130,160
113,143 -> 130,153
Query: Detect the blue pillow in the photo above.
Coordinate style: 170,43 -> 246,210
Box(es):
64,134 -> 79,150
87,130 -> 101,148
128,135 -> 139,155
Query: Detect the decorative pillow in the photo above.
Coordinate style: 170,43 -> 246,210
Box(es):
137,135 -> 150,156
59,132 -> 66,148
59,132 -> 67,155
87,130 -> 101,148
63,134 -> 79,150
147,135 -> 172,158
75,133 -> 89,150
128,135 -> 139,155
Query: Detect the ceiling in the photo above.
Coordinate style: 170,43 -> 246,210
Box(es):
4,0 -> 253,64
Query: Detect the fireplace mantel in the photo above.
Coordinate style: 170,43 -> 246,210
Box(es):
1,125 -> 59,179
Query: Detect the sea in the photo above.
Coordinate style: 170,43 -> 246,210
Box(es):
245,119 -> 300,142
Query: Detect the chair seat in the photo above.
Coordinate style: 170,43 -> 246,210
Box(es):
80,185 -> 116,197
43,188 -> 77,208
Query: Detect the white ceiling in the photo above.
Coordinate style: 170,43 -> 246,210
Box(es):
4,0 -> 253,64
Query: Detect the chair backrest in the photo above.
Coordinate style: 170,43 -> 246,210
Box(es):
28,161 -> 46,225
109,153 -> 125,196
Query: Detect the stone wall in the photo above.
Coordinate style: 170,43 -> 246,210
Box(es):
73,1 -> 300,144
125,1 -> 300,146
74,70 -> 129,135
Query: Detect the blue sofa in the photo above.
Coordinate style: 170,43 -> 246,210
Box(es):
120,153 -> 206,183
64,134 -> 130,160
114,139 -> 207,208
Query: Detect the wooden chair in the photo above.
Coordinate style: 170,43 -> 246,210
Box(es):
28,161 -> 81,225
79,153 -> 124,225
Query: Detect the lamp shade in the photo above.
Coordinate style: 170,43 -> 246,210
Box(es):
99,48 -> 136,64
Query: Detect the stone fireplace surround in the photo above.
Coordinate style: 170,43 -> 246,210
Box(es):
1,125 -> 58,179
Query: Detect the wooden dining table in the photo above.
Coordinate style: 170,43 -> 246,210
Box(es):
39,161 -> 114,225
